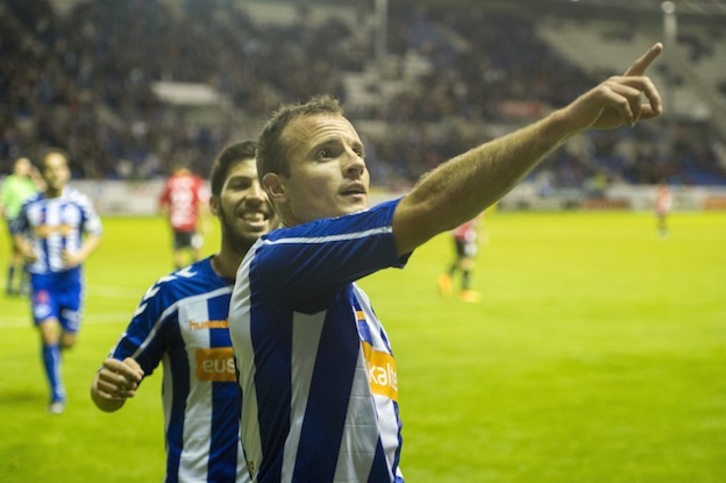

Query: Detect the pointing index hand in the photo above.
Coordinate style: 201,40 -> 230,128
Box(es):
624,42 -> 664,76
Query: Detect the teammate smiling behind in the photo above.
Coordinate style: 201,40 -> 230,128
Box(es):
90,141 -> 279,482
228,44 -> 664,482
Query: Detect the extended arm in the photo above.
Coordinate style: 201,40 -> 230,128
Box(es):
393,43 -> 663,256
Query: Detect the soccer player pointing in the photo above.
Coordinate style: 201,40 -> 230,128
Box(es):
228,44 -> 664,482
91,141 -> 279,482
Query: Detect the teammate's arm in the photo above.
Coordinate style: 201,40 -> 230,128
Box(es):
393,43 -> 663,256
28,164 -> 46,192
13,233 -> 38,263
62,233 -> 102,268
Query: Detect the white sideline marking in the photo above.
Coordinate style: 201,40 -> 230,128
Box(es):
89,286 -> 144,299
2,285 -> 143,328
0,312 -> 131,329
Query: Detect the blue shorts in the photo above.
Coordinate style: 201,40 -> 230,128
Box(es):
30,269 -> 83,332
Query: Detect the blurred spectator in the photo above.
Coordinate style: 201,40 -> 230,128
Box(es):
1,0 -> 724,188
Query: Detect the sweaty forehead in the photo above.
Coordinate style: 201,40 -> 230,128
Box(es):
43,153 -> 67,170
282,114 -> 360,154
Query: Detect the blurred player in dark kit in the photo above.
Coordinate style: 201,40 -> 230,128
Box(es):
438,215 -> 485,303
159,162 -> 209,269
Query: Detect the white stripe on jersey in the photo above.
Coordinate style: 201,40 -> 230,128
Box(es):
229,267 -> 260,479
229,270 -> 262,482
177,296 -> 213,482
281,311 -> 327,482
334,352 -> 379,482
45,200 -> 64,271
261,225 -> 392,247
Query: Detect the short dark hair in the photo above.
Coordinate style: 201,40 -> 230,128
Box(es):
39,147 -> 70,170
209,140 -> 257,196
257,94 -> 344,180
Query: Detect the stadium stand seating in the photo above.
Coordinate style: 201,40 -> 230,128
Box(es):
1,0 -> 724,188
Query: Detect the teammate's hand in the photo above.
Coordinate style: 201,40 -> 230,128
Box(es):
94,357 -> 144,401
20,242 -> 39,263
61,250 -> 84,268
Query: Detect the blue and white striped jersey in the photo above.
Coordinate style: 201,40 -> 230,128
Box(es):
110,258 -> 249,483
11,187 -> 102,275
229,198 -> 410,483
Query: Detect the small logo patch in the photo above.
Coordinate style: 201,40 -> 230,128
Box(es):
195,347 -> 236,382
362,342 -> 398,401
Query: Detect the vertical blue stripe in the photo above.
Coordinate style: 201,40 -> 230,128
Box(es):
367,440 -> 390,483
251,300 -> 293,482
165,316 -> 189,483
40,204 -> 51,270
292,292 -> 360,482
207,293 -> 238,483
378,324 -> 394,354
392,401 -> 403,480
60,199 -> 68,253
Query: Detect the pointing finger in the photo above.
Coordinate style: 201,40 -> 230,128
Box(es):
623,42 -> 663,76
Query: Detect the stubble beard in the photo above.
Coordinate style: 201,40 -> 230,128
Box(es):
218,204 -> 258,256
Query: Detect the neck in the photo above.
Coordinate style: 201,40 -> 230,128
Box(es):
210,243 -> 250,280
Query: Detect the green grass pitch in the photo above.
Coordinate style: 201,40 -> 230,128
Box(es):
1,211 -> 724,482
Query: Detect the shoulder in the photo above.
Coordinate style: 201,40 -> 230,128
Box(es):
270,199 -> 402,243
154,259 -> 229,299
135,261 -> 226,320
21,192 -> 44,209
65,188 -> 94,206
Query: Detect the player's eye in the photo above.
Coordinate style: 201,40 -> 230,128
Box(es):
229,179 -> 252,190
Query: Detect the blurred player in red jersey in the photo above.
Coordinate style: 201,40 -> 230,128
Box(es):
159,163 -> 209,269
438,214 -> 485,303
655,180 -> 672,238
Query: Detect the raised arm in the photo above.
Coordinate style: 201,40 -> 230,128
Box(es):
393,43 -> 663,256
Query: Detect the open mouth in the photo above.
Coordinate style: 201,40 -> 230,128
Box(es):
340,184 -> 367,197
239,211 -> 270,227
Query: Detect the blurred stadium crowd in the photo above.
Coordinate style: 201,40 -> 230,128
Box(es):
2,0 -> 725,189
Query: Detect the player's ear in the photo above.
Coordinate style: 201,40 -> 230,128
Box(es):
209,195 -> 220,216
262,173 -> 287,204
